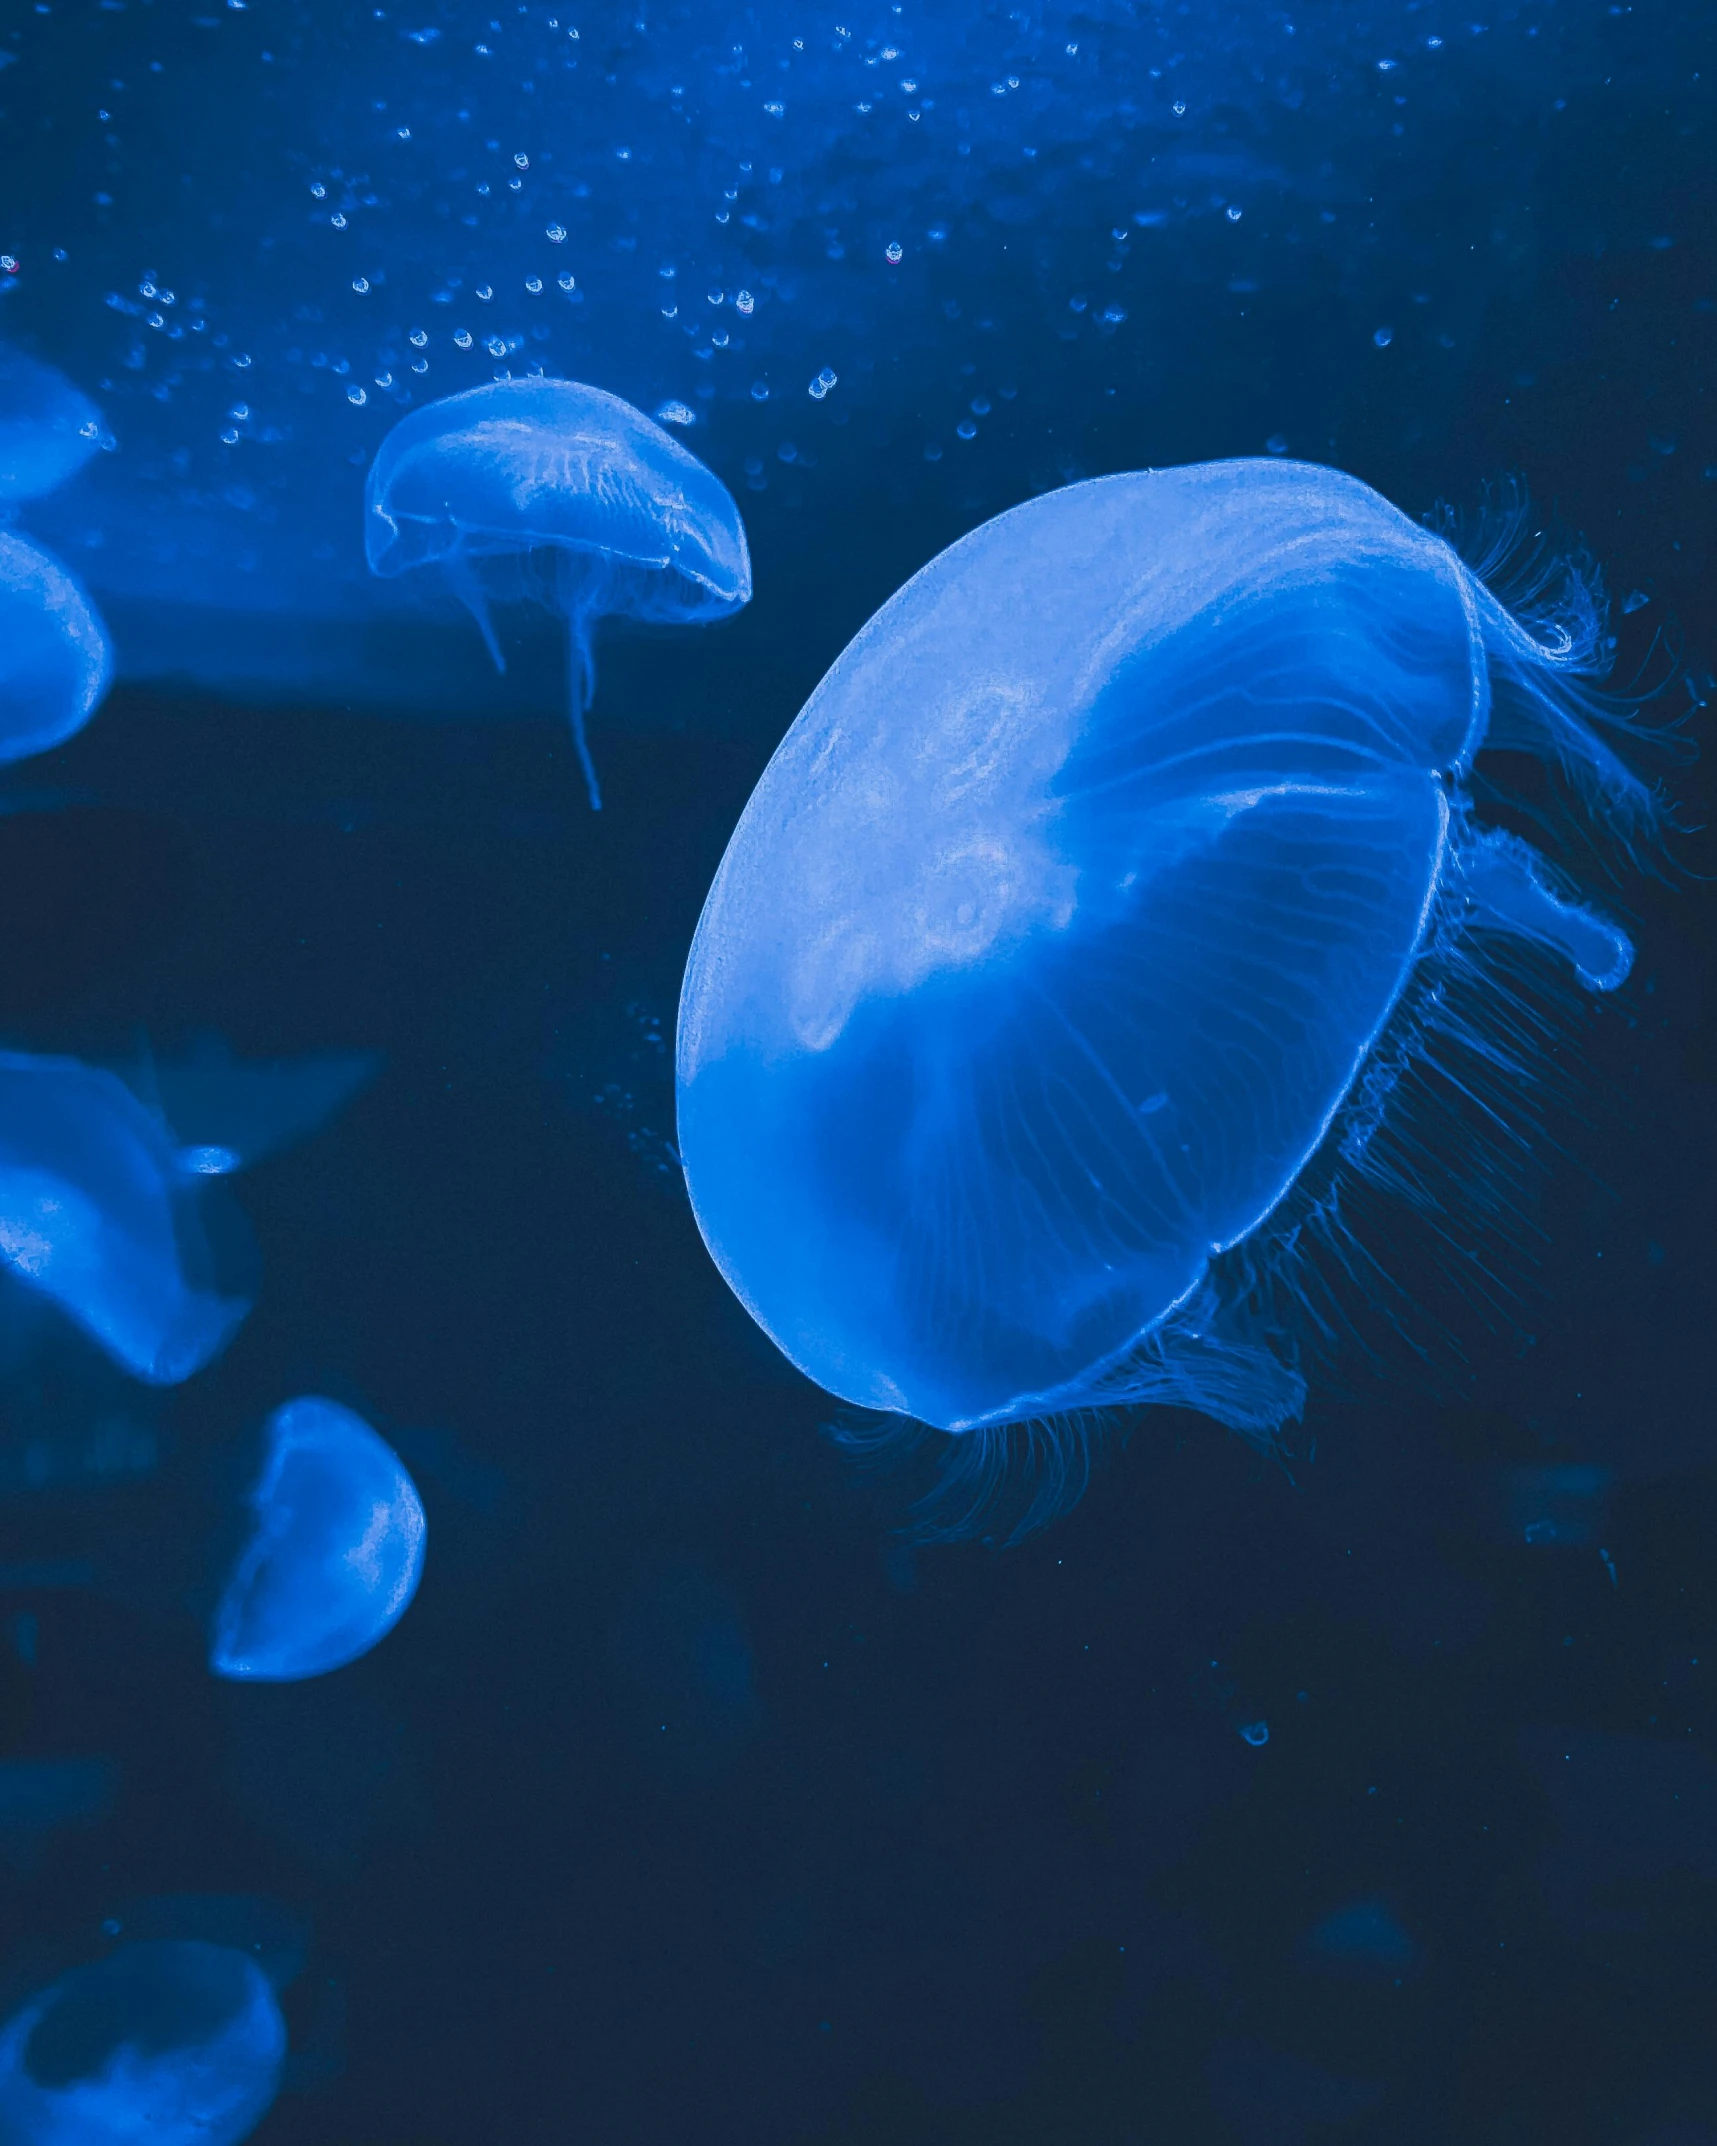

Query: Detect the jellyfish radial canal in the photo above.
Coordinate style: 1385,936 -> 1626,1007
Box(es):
0,532 -> 112,766
364,377 -> 752,809
210,1396 -> 427,1682
676,460 -> 1653,1443
0,1941 -> 285,2146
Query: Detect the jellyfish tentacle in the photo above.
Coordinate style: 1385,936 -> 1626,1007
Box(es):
443,542 -> 506,673
565,603 -> 604,812
1454,825 -> 1633,992
557,548 -> 605,812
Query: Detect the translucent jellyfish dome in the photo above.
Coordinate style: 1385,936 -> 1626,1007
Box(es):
0,1940 -> 285,2146
210,1396 -> 427,1682
677,461 -> 1651,1444
0,533 -> 112,765
0,345 -> 101,505
365,377 -> 751,808
0,1052 -> 250,1385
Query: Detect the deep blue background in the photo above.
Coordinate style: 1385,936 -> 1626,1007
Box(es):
0,1 -> 1713,2140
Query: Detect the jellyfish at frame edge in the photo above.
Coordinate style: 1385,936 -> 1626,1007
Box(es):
0,344 -> 102,505
676,459 -> 1663,1525
210,1397 -> 426,1682
0,1941 -> 285,2146
0,1052 -> 250,1386
0,532 -> 112,766
364,377 -> 752,811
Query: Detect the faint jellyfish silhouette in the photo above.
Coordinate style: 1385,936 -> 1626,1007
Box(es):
0,533 -> 112,765
0,1053 -> 250,1385
0,1941 -> 285,2146
210,1397 -> 426,1682
677,460 -> 1661,1532
0,345 -> 102,504
364,377 -> 751,810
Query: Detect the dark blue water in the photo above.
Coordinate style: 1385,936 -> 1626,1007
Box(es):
0,1 -> 1713,2140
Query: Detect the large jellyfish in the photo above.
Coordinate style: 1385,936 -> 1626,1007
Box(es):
0,345 -> 101,505
677,461 -> 1654,1484
0,1053 -> 250,1385
0,533 -> 112,766
210,1397 -> 426,1682
0,1940 -> 285,2146
364,377 -> 752,811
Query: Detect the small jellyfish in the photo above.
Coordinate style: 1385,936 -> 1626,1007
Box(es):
210,1397 -> 426,1682
0,345 -> 102,504
364,377 -> 751,810
0,1052 -> 250,1385
0,1941 -> 285,2146
677,461 -> 1660,1524
0,533 -> 112,765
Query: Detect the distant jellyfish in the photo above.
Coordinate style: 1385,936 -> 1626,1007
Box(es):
0,1052 -> 250,1385
210,1397 -> 426,1682
364,377 -> 752,810
0,533 -> 112,765
0,1940 -> 285,2146
0,345 -> 102,504
677,461 -> 1661,1530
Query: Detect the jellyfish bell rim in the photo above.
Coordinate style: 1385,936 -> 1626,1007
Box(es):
0,529 -> 115,762
366,507 -> 751,619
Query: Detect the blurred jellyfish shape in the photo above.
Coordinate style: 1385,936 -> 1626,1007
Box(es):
364,377 -> 751,810
145,1037 -> 380,1173
0,533 -> 112,765
0,345 -> 102,504
210,1397 -> 426,1682
0,1052 -> 249,1384
0,1941 -> 285,2146
678,460 -> 1656,1477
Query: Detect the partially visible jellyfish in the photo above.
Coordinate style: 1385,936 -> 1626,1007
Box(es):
0,345 -> 102,504
677,461 -> 1662,1531
142,1037 -> 379,1176
0,533 -> 112,765
0,1052 -> 250,1385
210,1397 -> 426,1682
364,377 -> 752,810
0,1941 -> 285,2146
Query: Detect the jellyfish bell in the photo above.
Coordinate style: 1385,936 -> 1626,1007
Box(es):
0,1052 -> 251,1387
676,460 -> 1658,1526
0,533 -> 112,766
0,1940 -> 285,2146
210,1397 -> 426,1683
0,345 -> 102,505
364,376 -> 752,810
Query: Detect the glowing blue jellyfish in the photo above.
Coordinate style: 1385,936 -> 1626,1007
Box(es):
0,345 -> 101,504
0,1053 -> 249,1384
0,1941 -> 285,2146
0,533 -> 112,765
364,377 -> 751,810
677,461 -> 1655,1491
210,1397 -> 426,1682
